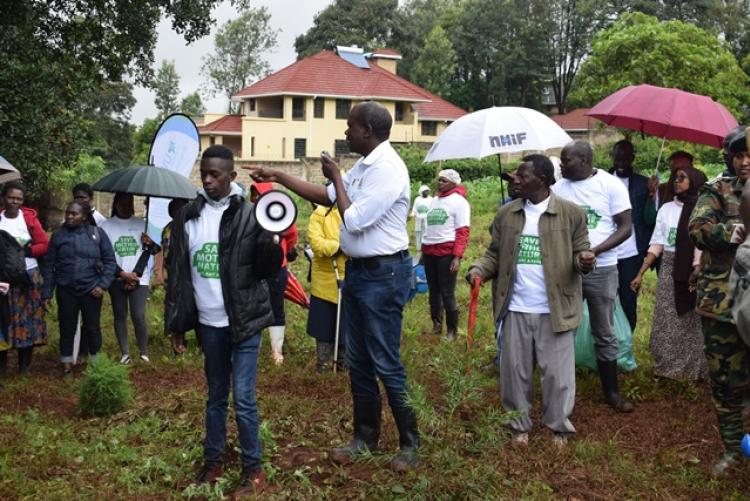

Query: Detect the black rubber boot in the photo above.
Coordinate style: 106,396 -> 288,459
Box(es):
597,359 -> 634,413
390,405 -> 420,472
18,347 -> 32,374
430,315 -> 442,336
445,310 -> 459,341
316,342 -> 333,373
0,350 -> 7,374
329,396 -> 381,464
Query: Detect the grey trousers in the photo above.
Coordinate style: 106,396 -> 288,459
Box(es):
109,284 -> 149,356
500,311 -> 576,434
581,265 -> 619,362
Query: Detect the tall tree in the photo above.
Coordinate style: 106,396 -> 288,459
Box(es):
390,0 -> 455,79
294,0 -> 398,58
81,81 -> 136,170
570,12 -> 750,119
180,92 -> 206,116
410,25 -> 457,97
544,0 -> 615,114
0,0 -> 224,199
201,6 -> 278,113
153,60 -> 181,117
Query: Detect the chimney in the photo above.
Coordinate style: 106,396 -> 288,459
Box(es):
368,48 -> 402,74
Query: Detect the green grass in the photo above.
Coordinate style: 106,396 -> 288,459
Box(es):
0,176 -> 747,499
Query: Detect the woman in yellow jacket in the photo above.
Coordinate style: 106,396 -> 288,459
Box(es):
306,205 -> 347,373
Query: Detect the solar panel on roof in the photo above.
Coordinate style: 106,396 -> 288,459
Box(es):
336,46 -> 370,69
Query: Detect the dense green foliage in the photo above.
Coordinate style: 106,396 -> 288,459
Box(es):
78,355 -> 133,417
397,145 -> 518,185
153,61 -> 181,117
571,13 -> 750,119
180,92 -> 206,117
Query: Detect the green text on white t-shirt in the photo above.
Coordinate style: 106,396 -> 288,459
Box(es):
193,243 -> 220,279
580,205 -> 602,230
517,235 -> 542,265
667,227 -> 677,246
426,208 -> 448,226
114,235 -> 139,257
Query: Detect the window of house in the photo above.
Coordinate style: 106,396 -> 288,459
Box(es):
421,121 -> 437,136
282,138 -> 286,159
249,99 -> 256,112
314,98 -> 325,118
334,140 -> 350,156
292,97 -> 305,120
395,102 -> 405,122
336,99 -> 351,119
294,138 -> 306,158
250,137 -> 255,157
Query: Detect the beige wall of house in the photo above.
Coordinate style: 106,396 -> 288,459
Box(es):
202,95 -> 451,161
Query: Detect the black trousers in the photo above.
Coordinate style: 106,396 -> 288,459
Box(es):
423,254 -> 458,321
57,286 -> 103,363
617,255 -> 640,331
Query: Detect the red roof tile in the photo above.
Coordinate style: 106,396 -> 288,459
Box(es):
198,115 -> 242,134
233,50 -> 466,121
550,108 -> 601,131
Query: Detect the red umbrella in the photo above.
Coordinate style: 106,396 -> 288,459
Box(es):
586,84 -> 738,148
284,270 -> 310,309
466,276 -> 481,373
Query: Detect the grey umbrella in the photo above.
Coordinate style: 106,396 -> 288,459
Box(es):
91,165 -> 198,200
0,155 -> 22,184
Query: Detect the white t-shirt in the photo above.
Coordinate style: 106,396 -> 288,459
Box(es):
0,212 -> 38,270
411,196 -> 433,232
615,176 -> 639,259
552,169 -> 631,267
185,203 -> 229,327
508,197 -> 550,314
100,216 -> 151,286
92,209 -> 107,225
421,192 -> 471,245
649,200 -> 683,253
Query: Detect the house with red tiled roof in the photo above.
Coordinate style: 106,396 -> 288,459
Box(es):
198,47 -> 467,160
550,108 -> 605,140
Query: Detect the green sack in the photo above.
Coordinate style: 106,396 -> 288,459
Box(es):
574,299 -> 638,372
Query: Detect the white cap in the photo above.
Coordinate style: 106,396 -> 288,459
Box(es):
419,184 -> 430,193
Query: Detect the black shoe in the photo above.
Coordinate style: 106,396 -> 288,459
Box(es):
329,396 -> 381,464
445,310 -> 459,341
233,468 -> 266,498
390,405 -> 420,472
597,359 -> 634,413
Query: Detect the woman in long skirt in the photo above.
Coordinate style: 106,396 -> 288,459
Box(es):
631,166 -> 708,380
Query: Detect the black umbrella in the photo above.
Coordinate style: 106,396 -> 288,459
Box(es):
93,165 -> 197,276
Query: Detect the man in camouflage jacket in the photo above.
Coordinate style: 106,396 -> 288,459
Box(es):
688,126 -> 750,475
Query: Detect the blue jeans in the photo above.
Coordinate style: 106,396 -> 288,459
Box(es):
343,254 -> 412,409
199,324 -> 262,471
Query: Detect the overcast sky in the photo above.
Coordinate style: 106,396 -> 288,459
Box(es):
130,0 -> 333,125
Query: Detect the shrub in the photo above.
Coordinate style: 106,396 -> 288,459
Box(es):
397,144 -> 518,185
78,354 -> 133,417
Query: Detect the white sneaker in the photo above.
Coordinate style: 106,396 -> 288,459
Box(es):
140,354 -> 150,364
552,434 -> 568,449
119,354 -> 131,365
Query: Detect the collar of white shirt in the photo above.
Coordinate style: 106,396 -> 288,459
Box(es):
359,141 -> 391,167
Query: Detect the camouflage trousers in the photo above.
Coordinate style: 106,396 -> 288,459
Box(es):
701,317 -> 750,453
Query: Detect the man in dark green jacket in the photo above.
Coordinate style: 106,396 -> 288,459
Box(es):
688,126 -> 750,476
467,154 -> 595,446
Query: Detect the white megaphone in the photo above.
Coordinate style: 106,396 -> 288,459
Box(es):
254,190 -> 298,237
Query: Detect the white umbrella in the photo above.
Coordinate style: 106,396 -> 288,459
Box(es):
0,155 -> 22,184
425,106 -> 573,162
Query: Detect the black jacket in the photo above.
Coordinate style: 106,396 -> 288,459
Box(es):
165,194 -> 283,342
41,224 -> 117,298
610,169 -> 654,258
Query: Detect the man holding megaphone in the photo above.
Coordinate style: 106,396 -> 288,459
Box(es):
165,144 -> 283,496
249,101 -> 420,472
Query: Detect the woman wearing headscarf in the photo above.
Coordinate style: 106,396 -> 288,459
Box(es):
0,181 -> 49,374
630,166 -> 708,380
421,169 -> 471,340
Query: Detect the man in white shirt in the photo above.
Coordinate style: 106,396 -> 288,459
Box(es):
166,145 -> 283,496
250,101 -> 419,472
553,141 -> 635,413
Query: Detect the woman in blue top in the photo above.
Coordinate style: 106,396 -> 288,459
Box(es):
42,201 -> 116,378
